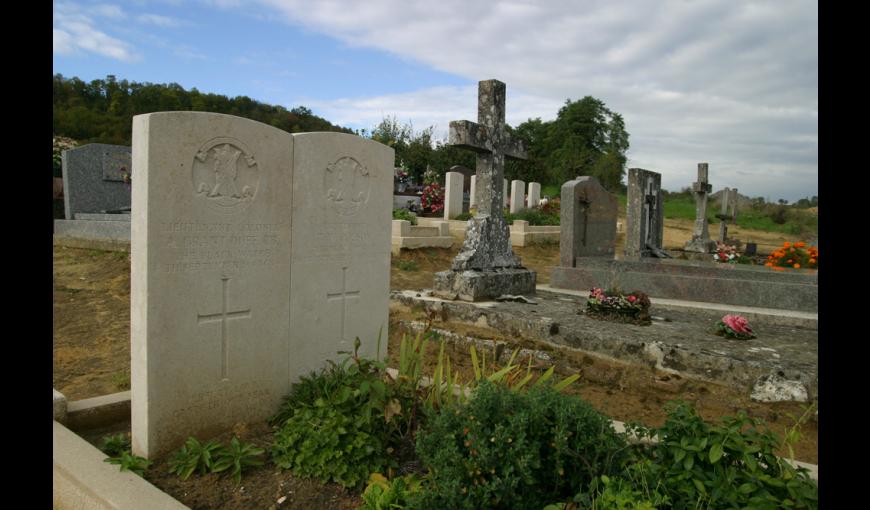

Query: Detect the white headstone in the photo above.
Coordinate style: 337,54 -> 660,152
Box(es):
510,180 -> 525,214
288,132 -> 393,383
444,171 -> 464,220
503,178 -> 509,207
469,175 -> 477,209
131,112 -> 294,458
131,113 -> 393,459
527,182 -> 541,208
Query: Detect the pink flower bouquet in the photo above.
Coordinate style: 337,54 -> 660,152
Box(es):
714,314 -> 756,340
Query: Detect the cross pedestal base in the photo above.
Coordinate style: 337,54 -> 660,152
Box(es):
433,267 -> 536,302
683,238 -> 718,253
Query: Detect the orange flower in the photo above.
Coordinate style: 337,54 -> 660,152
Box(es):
783,242 -> 791,248
795,242 -> 806,248
809,258 -> 816,264
794,263 -> 800,269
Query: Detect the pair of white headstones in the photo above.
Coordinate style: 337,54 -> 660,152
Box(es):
130,112 -> 393,458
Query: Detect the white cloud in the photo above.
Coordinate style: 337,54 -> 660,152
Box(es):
252,0 -> 817,200
53,2 -> 139,62
137,13 -> 182,27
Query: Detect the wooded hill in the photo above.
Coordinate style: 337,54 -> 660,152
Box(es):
52,74 -> 353,146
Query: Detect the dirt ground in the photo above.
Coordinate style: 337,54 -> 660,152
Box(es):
53,219 -> 815,508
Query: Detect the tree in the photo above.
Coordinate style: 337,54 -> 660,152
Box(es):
543,97 -> 629,191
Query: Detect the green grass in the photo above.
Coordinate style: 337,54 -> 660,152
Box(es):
395,260 -> 419,272
660,194 -> 817,237
541,184 -> 560,198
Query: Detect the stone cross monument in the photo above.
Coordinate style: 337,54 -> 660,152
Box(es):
432,79 -> 536,301
684,163 -> 717,253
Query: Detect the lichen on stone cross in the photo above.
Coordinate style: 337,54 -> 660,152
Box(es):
447,79 -> 528,270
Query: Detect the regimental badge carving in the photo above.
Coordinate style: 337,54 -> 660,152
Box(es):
192,137 -> 259,212
324,156 -> 370,217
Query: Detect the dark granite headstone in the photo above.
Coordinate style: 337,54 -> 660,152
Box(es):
624,168 -> 664,260
559,176 -> 618,267
61,143 -> 132,220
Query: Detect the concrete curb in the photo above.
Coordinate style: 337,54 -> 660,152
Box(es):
53,420 -> 188,510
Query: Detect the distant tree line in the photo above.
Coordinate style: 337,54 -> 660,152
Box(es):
54,74 -> 630,193
52,74 -> 352,146
365,96 -> 630,193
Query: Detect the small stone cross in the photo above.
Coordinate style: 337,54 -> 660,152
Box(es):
643,180 -> 659,247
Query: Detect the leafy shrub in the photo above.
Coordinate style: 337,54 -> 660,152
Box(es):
625,401 -> 818,509
392,208 -> 417,225
411,381 -> 629,509
271,339 -> 423,489
505,207 -> 559,226
211,436 -> 265,484
168,436 -> 224,480
454,212 -> 474,221
361,472 -> 424,510
104,450 -> 152,476
545,474 -> 667,510
99,433 -> 131,457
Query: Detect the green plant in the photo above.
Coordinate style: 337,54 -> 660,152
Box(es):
361,472 -> 424,510
392,208 -> 418,225
211,436 -> 265,484
412,381 -> 629,509
104,450 -> 152,476
271,337 -> 416,489
99,433 -> 131,456
168,436 -> 224,480
454,212 -> 474,221
395,260 -> 419,272
111,370 -> 130,390
505,207 -> 560,226
624,401 -> 818,509
545,474 -> 667,509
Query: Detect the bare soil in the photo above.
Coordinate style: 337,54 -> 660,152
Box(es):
53,220 -> 816,509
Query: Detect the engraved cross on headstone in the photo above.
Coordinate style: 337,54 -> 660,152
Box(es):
643,179 -> 658,248
197,276 -> 251,380
327,267 -> 360,346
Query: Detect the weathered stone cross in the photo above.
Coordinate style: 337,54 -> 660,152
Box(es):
197,276 -> 251,380
447,79 -> 528,270
450,80 -> 528,217
684,162 -> 717,253
433,79 -> 537,300
327,266 -> 360,346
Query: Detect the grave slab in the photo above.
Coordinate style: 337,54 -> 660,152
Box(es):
392,288 -> 818,401
549,257 -> 818,313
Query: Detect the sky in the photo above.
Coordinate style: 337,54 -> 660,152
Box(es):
53,0 -> 818,202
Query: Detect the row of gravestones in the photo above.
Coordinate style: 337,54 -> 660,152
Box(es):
561,166 -> 742,265
443,169 -> 543,220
